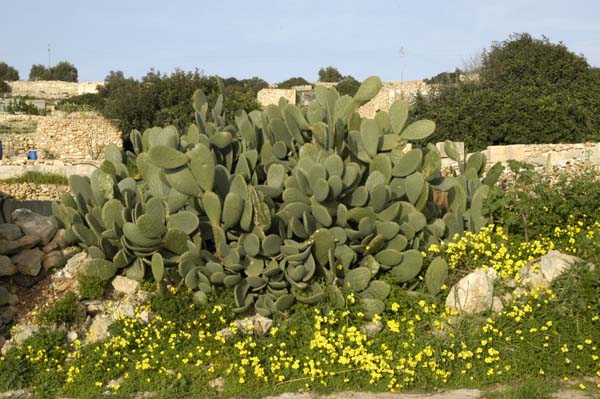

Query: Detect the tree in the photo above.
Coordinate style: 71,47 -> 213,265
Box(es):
335,76 -> 360,96
0,62 -> 19,81
29,64 -> 51,80
29,61 -> 79,82
277,77 -> 310,89
52,61 -> 78,82
318,66 -> 343,82
0,80 -> 11,95
411,33 -> 600,150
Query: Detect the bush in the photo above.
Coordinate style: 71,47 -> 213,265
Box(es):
485,161 -> 600,239
0,62 -> 19,81
77,274 -> 107,299
98,69 -> 262,143
411,33 -> 600,150
335,76 -> 360,96
5,97 -> 45,115
277,77 -> 310,89
56,93 -> 105,113
0,80 -> 10,95
38,292 -> 84,327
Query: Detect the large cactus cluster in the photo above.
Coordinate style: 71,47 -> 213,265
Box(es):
52,77 -> 502,319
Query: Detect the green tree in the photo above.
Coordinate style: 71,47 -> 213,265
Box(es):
51,61 -> 78,82
29,61 -> 78,82
29,64 -> 50,80
0,80 -> 10,95
277,77 -> 310,89
0,62 -> 19,81
335,76 -> 360,96
411,33 -> 600,150
318,66 -> 343,82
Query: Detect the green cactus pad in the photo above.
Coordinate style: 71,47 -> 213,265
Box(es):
392,149 -> 423,177
344,267 -> 372,292
425,256 -> 448,295
400,120 -> 436,141
374,249 -> 403,267
82,258 -> 117,281
389,100 -> 409,134
148,145 -> 189,169
151,253 -> 164,282
390,249 -> 423,282
360,298 -> 385,320
137,214 -> 167,238
354,76 -> 382,106
188,143 -> 215,192
167,211 -> 199,235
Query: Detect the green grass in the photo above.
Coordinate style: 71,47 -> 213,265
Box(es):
483,379 -> 558,399
0,171 -> 68,185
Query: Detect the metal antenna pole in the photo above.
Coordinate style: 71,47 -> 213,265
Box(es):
399,47 -> 405,81
48,44 -> 51,68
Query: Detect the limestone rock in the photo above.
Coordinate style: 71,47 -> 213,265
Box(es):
66,331 -> 78,343
11,248 -> 44,276
209,377 -> 225,392
42,228 -> 68,253
540,250 -> 581,282
86,315 -> 110,344
82,299 -> 106,315
0,255 -> 17,276
111,276 -> 139,295
446,268 -> 497,315
42,251 -> 67,270
11,208 -> 57,245
362,321 -> 383,337
0,224 -> 23,241
60,251 -> 89,278
0,235 -> 41,255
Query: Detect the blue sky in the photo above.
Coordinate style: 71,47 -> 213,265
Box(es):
2,0 -> 599,83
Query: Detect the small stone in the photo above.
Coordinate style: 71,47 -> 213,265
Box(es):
86,315 -> 110,344
0,287 -> 10,306
63,251 -> 89,277
0,255 -> 17,276
111,276 -> 139,295
362,321 -> 383,337
66,331 -> 78,343
209,377 -> 225,392
0,235 -> 41,255
11,248 -> 45,276
42,251 -> 67,270
82,299 -> 106,315
12,323 -> 38,346
11,208 -> 57,245
107,376 -> 125,389
491,296 -> 504,313
0,224 -> 23,241
111,303 -> 135,319
216,327 -> 235,340
8,294 -> 18,306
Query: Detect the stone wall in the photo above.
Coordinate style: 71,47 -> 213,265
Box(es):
256,80 -> 431,118
0,115 -> 122,160
257,89 -> 296,107
6,81 -> 103,100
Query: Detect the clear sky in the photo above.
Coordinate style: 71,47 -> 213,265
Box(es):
1,0 -> 599,83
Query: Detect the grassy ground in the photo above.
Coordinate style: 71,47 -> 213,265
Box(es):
0,171 -> 68,185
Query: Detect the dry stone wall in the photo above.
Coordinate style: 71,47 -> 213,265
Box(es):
0,115 -> 122,160
6,81 -> 103,100
256,80 -> 431,118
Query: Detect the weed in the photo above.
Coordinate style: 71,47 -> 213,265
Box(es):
38,292 -> 84,327
77,274 -> 107,300
0,171 -> 68,185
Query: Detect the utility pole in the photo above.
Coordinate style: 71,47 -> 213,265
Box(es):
48,44 -> 51,68
399,47 -> 405,81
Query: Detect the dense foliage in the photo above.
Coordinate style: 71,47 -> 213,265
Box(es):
29,61 -> 79,82
318,66 -> 343,82
411,33 -> 600,150
92,70 -> 262,141
277,77 -> 310,89
335,76 -> 360,96
0,80 -> 10,95
0,62 -> 19,81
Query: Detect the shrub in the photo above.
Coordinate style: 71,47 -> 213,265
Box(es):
411,33 -> 600,150
485,161 -> 600,240
56,93 -> 105,113
335,76 -> 360,96
38,292 -> 84,326
77,274 -> 107,299
29,61 -> 78,82
5,97 -> 45,115
277,77 -> 310,89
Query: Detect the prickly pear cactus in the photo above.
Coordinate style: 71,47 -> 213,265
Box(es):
53,76 -> 502,320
